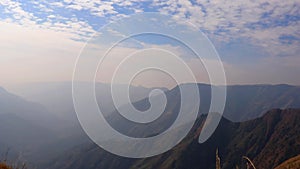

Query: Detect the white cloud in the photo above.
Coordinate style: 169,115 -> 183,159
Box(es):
61,0 -> 117,17
154,0 -> 300,57
0,0 -> 37,25
49,1 -> 64,8
0,0 -> 96,41
0,0 -> 299,86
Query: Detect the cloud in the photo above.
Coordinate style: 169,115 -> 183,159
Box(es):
0,0 -> 96,41
0,0 -> 37,25
2,0 -> 299,51
154,0 -> 300,57
0,0 -> 299,86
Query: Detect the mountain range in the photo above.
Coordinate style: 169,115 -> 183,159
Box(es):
43,108 -> 300,169
0,83 -> 300,168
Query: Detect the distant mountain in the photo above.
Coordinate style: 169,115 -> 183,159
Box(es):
2,83 -> 300,168
0,87 -> 87,165
104,83 -> 300,138
225,84 -> 300,121
0,87 -> 68,132
170,84 -> 300,121
0,84 -> 167,166
9,82 -> 168,123
9,83 -> 300,127
10,83 -> 300,133
43,108 -> 300,169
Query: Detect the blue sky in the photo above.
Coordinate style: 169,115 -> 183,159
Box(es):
0,0 -> 299,87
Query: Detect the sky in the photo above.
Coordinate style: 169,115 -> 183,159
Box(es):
0,0 -> 300,88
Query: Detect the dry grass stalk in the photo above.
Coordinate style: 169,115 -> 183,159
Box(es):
243,156 -> 257,169
214,149 -> 257,169
216,149 -> 221,169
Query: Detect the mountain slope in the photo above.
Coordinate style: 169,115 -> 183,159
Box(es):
225,84 -> 300,121
103,83 -> 300,139
275,155 -> 300,169
3,83 -> 300,168
44,109 -> 300,169
0,87 -> 68,132
131,108 -> 300,169
0,113 -> 55,154
0,87 -> 81,165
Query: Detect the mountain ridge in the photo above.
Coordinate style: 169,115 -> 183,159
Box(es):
43,108 -> 300,169
1,83 -> 300,168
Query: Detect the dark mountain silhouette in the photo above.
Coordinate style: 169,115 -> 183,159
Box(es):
166,108 -> 300,169
43,109 -> 300,169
